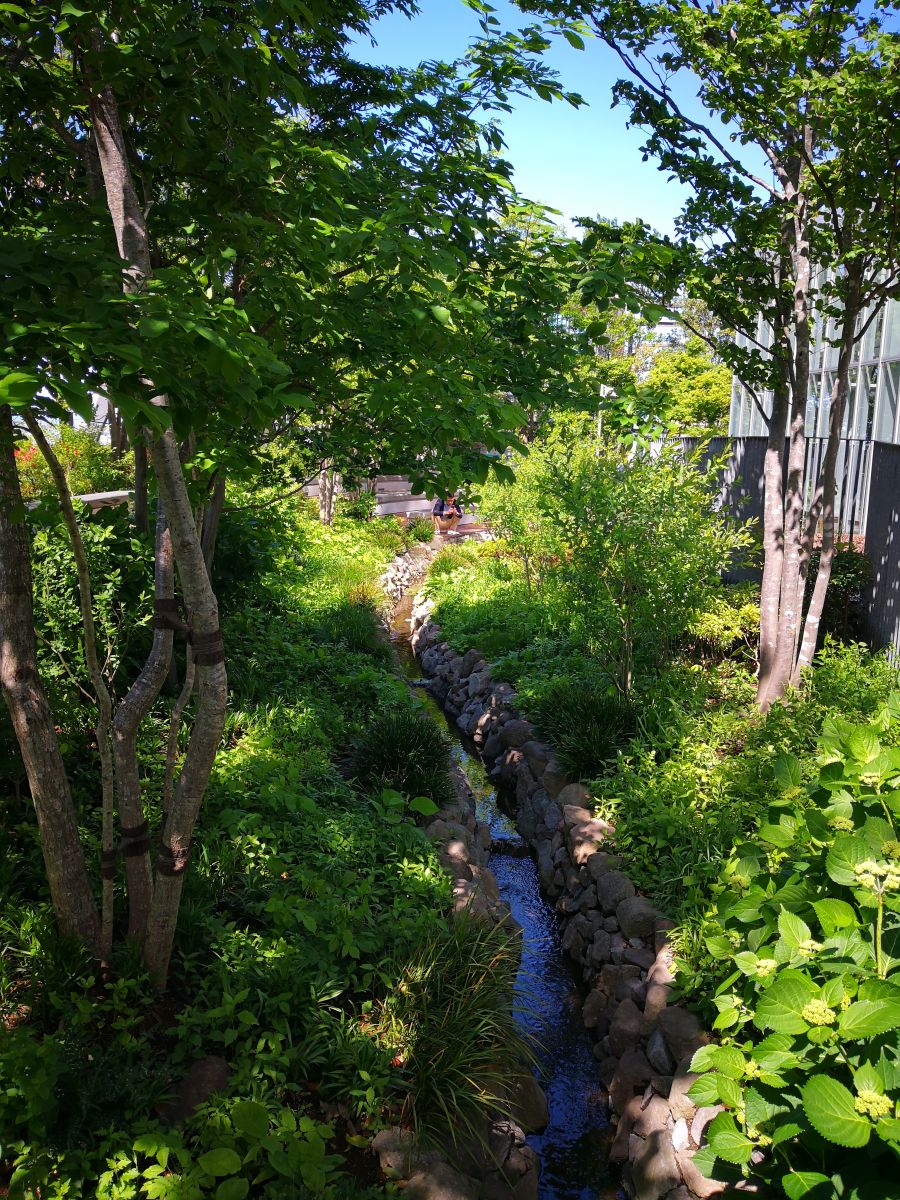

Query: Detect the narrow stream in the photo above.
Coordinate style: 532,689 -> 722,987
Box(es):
391,597 -> 616,1200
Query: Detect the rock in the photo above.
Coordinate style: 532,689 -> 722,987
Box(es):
403,1163 -> 480,1200
561,920 -> 584,957
159,1056 -> 230,1125
609,998 -> 645,1056
675,1149 -> 726,1199
603,915 -> 620,933
483,733 -> 504,761
542,758 -> 569,800
522,740 -> 550,775
632,1129 -> 681,1200
648,946 -> 677,987
506,1073 -> 549,1133
372,1128 -> 442,1178
646,1026 -> 676,1075
596,869 -> 636,912
616,896 -> 660,940
625,946 -> 656,971
690,1106 -> 723,1148
581,986 -> 610,1029
468,669 -> 492,697
657,1008 -> 708,1064
609,1048 -> 653,1115
634,1094 -> 672,1138
499,748 -> 526,784
564,806 -> 613,865
459,648 -> 485,676
587,851 -> 622,883
664,1188 -> 693,1200
542,802 -> 562,832
556,782 -> 592,810
671,1118 -> 691,1153
597,962 -> 641,999
589,930 -> 612,967
643,981 -> 672,1024
609,1094 -> 643,1163
499,719 -> 534,749
439,849 -> 473,881
667,1060 -> 700,1121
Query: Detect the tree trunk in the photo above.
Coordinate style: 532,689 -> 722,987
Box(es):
24,414 -> 117,955
0,405 -> 100,949
755,378 -> 790,707
318,465 -> 338,525
760,188 -> 814,709
134,440 -> 149,535
112,500 -> 175,941
794,276 -> 862,677
144,427 -> 227,985
202,473 -> 226,574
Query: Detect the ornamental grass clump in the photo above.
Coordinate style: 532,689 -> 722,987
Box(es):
373,918 -> 528,1143
529,678 -> 638,779
350,707 -> 453,808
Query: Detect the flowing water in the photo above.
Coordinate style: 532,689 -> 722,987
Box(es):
391,597 -> 616,1199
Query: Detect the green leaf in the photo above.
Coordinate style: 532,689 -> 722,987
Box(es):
782,1173 -> 832,1199
826,835 -> 869,887
839,999 -> 900,1039
0,370 -> 40,407
231,1100 -> 270,1140
706,1112 -> 753,1164
778,908 -> 812,950
198,1148 -> 243,1177
813,899 -> 857,936
848,727 -> 881,763
138,316 -> 170,339
801,1076 -> 871,1148
688,1073 -> 722,1106
759,823 -> 795,848
409,795 -> 439,816
755,969 -> 818,1033
774,753 -> 803,789
216,1180 -> 250,1200
876,1117 -> 900,1144
429,305 -> 453,327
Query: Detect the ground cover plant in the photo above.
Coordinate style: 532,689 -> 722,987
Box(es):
0,498 -> 520,1199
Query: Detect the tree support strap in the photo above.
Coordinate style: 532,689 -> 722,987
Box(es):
100,848 -> 118,880
157,842 -> 192,877
120,819 -> 151,857
188,628 -> 225,666
153,599 -> 224,665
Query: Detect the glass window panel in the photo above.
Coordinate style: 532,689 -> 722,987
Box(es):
818,372 -> 834,437
875,362 -> 899,443
860,365 -> 878,439
884,299 -> 900,356
843,368 -> 859,436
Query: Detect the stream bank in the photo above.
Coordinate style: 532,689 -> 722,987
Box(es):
382,543 -> 726,1200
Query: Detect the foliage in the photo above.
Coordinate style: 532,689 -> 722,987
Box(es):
683,582 -> 760,661
371,919 -> 527,1143
689,699 -> 900,1197
405,516 -> 436,545
350,707 -> 454,810
0,500 -> 518,1197
339,490 -> 379,522
644,337 -> 732,433
15,426 -> 133,501
25,504 -> 153,725
528,678 -> 638,779
805,542 -> 873,644
477,417 -> 750,695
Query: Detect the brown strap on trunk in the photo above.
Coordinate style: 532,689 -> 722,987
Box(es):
157,841 -> 192,877
188,628 -> 225,666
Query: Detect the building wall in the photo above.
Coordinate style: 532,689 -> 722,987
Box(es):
729,296 -> 900,445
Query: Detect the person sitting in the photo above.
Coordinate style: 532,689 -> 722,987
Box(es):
432,494 -> 463,534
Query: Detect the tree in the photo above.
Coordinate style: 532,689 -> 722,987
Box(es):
0,2 -> 612,980
644,336 -> 732,432
521,0 -> 900,707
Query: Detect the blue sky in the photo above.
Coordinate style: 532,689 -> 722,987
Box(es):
350,0 -> 704,236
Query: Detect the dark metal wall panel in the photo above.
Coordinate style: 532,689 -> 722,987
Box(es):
864,442 -> 900,654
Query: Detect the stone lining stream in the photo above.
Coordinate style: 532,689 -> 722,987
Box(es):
391,588 -> 616,1200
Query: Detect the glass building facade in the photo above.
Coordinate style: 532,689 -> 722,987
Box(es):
728,295 -> 900,444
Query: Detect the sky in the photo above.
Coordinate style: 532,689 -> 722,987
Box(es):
349,0 -> 704,237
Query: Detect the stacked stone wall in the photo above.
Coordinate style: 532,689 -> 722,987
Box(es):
407,592 -> 726,1200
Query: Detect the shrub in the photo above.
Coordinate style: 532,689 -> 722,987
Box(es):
684,583 -> 760,660
428,541 -> 482,578
529,677 -> 638,780
350,707 -> 453,808
406,515 -> 435,544
373,919 -> 527,1142
806,542 -> 873,643
339,489 -> 378,521
16,425 -> 133,500
689,698 -> 900,1197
